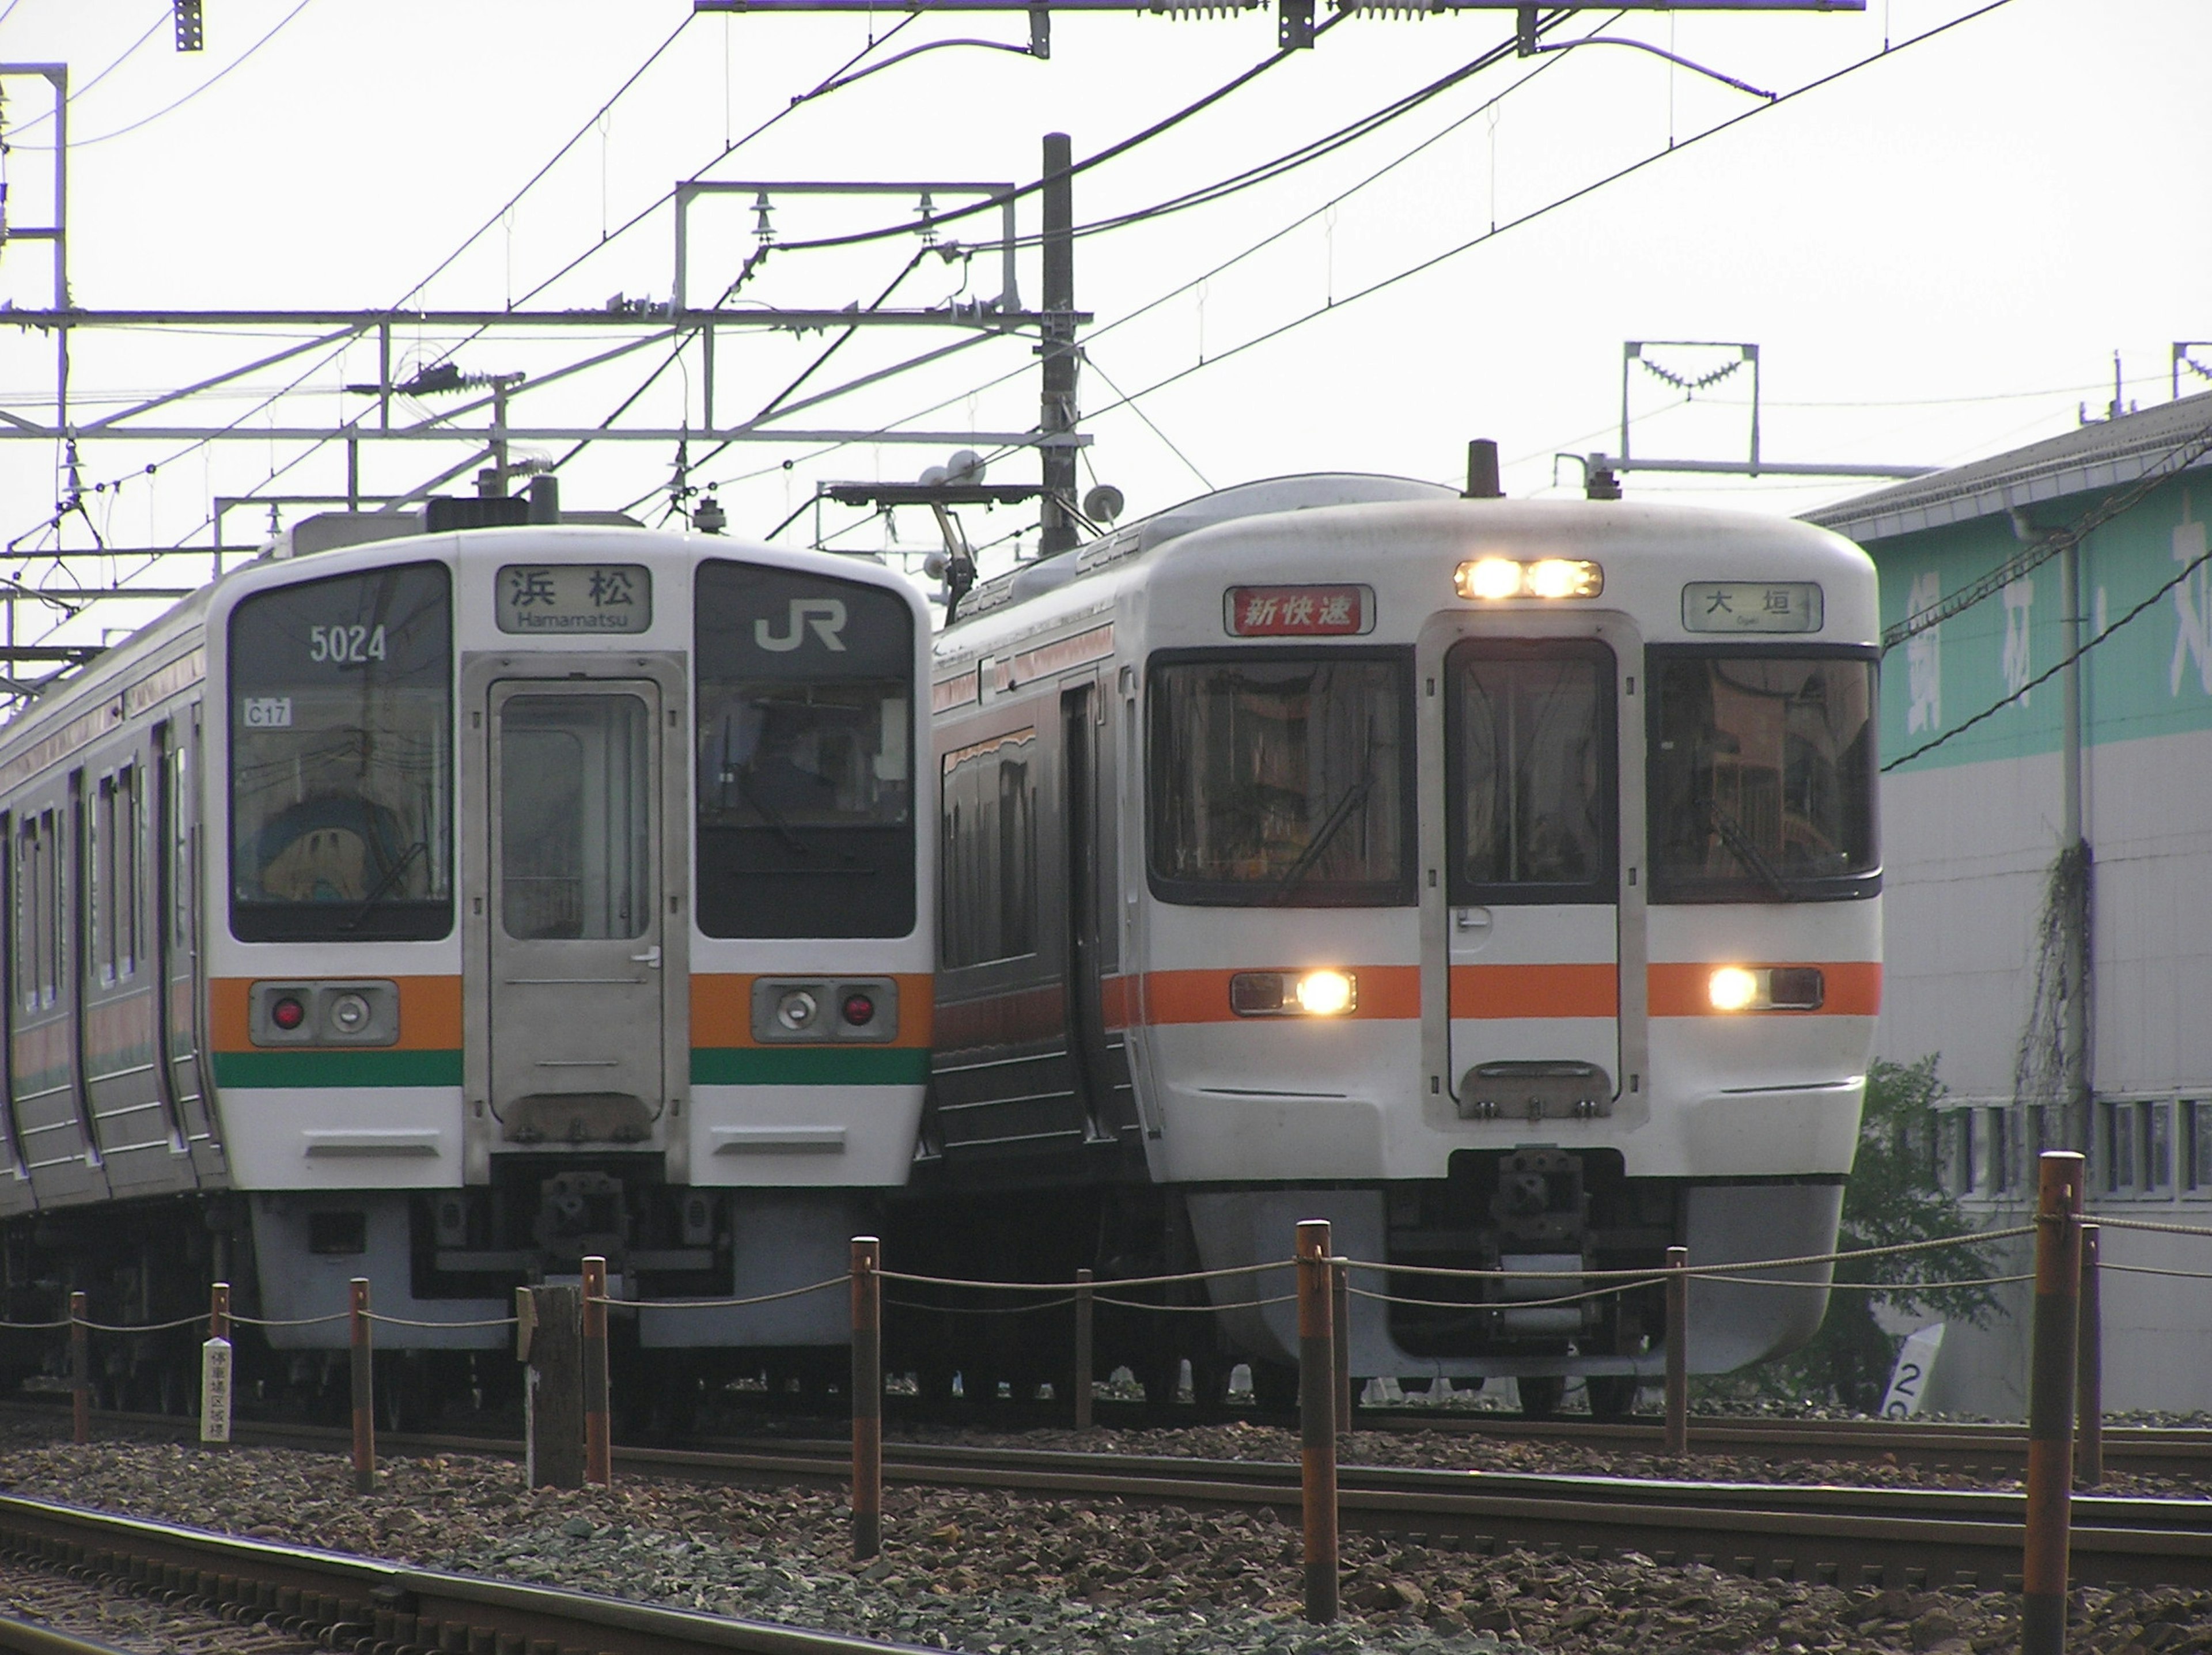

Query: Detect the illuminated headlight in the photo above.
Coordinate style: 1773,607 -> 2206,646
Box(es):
1455,556 -> 1604,601
1708,965 -> 1825,1013
1230,969 -> 1359,1018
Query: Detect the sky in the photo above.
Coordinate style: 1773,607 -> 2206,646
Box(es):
0,0 -> 2205,660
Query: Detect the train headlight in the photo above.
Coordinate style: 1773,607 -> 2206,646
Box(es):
1707,967 -> 1760,1012
1293,969 -> 1356,1016
329,993 -> 371,1035
775,989 -> 819,1031
1455,556 -> 1604,600
1708,965 -> 1826,1013
1229,969 -> 1358,1017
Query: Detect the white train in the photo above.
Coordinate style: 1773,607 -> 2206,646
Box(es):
908,472 -> 1881,1415
0,499 -> 931,1414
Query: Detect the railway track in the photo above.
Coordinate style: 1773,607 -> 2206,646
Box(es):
20,1406 -> 2212,1597
0,1493 -> 939,1655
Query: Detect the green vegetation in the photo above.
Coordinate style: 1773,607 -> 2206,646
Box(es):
1702,1055 -> 2004,1412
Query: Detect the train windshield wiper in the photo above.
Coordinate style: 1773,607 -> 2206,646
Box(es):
1700,797 -> 1805,899
1272,770 -> 1376,905
343,840 -> 428,931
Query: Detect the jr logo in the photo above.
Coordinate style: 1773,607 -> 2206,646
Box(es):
755,598 -> 848,653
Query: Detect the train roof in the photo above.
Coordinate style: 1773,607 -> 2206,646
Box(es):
938,473 -> 1873,657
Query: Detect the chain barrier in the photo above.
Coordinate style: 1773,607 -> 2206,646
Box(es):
0,1317 -> 76,1331
362,1312 -> 521,1330
230,1312 -> 351,1328
878,1260 -> 1289,1293
885,1296 -> 1077,1316
1095,1292 -> 1298,1313
587,1274 -> 847,1312
2100,1261 -> 2212,1281
75,1313 -> 210,1334
1350,1278 -> 1662,1312
2082,1215 -> 2212,1242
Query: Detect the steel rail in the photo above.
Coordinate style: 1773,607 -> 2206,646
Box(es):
0,1495 -> 944,1655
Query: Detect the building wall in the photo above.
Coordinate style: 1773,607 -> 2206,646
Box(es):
1865,473 -> 2212,1417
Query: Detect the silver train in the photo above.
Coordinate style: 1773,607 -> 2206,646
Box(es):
0,501 -> 931,1415
903,474 -> 1882,1415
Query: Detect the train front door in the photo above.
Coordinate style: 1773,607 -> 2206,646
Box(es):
1438,634 -> 1627,1126
487,679 -> 668,1143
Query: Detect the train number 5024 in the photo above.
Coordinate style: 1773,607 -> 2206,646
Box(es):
308,624 -> 388,664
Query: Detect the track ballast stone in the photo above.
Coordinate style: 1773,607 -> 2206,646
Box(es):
0,1425 -> 2207,1654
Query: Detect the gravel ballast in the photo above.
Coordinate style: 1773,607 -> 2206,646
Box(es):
1,1422 -> 2207,1655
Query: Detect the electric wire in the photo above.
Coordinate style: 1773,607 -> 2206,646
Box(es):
1878,460 -> 2212,773
1047,0 -> 2022,482
695,12 -> 1599,498
1,4 -> 168,136
34,0 -> 320,149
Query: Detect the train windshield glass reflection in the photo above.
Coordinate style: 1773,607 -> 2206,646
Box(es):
1148,652 -> 1412,906
227,562 -> 454,941
1647,650 -> 1877,902
694,561 -> 915,938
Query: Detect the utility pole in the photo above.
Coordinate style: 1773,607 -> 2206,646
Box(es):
1039,131 -> 1080,557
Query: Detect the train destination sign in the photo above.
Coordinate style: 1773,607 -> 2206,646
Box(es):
496,563 -> 653,634
1681,580 -> 1823,634
1224,584 -> 1374,638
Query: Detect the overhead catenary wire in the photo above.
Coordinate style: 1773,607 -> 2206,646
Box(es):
1,4 -> 169,136
1880,479 -> 2212,772
21,0 -> 321,149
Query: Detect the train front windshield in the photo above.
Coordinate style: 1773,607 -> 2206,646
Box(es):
227,563 -> 454,942
1647,650 -> 1878,902
1147,652 -> 1413,906
694,561 -> 915,938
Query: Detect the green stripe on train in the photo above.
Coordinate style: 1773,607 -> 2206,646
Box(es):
690,1047 -> 930,1086
211,1050 -> 464,1088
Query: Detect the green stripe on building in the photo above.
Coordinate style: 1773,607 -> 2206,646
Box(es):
211,1049 -> 464,1089
690,1047 -> 930,1086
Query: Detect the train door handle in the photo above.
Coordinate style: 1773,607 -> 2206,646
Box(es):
631,946 -> 662,968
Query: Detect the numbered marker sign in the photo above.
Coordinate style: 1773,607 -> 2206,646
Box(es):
1879,1322 -> 1945,1419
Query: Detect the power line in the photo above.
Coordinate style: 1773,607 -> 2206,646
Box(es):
698,13 -> 1598,496
1880,418 -> 2212,652
24,0 -> 320,149
1881,490 -> 2212,774
1066,0 -> 2020,474
2,4 -> 168,135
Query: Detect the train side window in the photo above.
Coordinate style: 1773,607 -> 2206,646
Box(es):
11,819 -> 32,1012
694,561 -> 916,940
1445,639 -> 1616,905
228,563 -> 454,943
939,727 -> 1037,967
1146,649 -> 1414,907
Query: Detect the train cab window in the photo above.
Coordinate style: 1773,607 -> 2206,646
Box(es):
1445,639 -> 1615,904
227,563 -> 454,942
1646,648 -> 1877,903
694,562 -> 915,938
1147,650 -> 1413,906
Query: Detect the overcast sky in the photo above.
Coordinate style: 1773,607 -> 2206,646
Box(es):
0,0 -> 2205,649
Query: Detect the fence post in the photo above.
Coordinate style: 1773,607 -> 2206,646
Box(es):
1331,1258 -> 1352,1435
524,1284 -> 585,1490
1073,1268 -> 1094,1430
2024,1150 -> 2085,1655
200,1282 -> 232,1448
2075,1221 -> 2103,1489
1663,1246 -> 1689,1456
581,1255 -> 612,1487
349,1278 -> 375,1493
69,1290 -> 88,1445
1296,1219 -> 1338,1624
851,1236 -> 882,1562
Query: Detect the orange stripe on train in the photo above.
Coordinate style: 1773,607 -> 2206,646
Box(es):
1646,959 -> 1881,1018
209,975 -> 463,1052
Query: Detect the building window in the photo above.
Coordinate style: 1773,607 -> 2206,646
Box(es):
2187,1102 -> 2212,1196
2146,1101 -> 2173,1196
1987,1107 -> 2013,1195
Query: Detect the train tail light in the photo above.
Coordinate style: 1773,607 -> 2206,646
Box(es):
1708,965 -> 1825,1013
1230,969 -> 1358,1018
